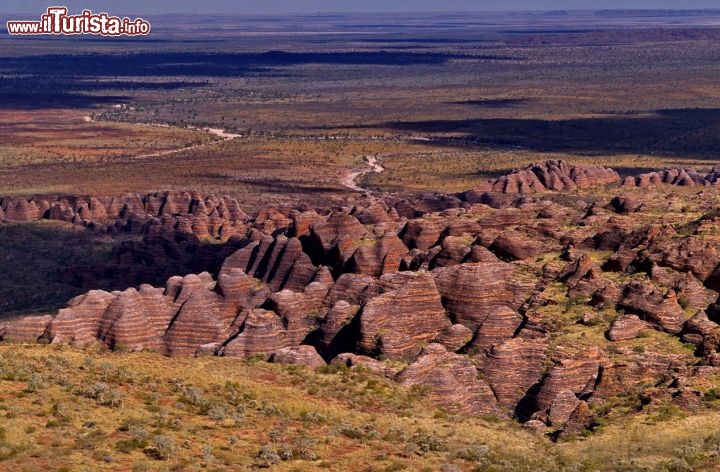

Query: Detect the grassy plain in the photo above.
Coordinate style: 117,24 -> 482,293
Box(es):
0,344 -> 719,472
3,12 -> 720,205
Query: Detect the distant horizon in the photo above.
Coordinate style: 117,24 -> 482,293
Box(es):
4,8 -> 720,17
2,0 -> 719,16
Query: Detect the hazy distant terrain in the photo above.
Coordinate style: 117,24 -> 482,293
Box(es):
2,11 -> 720,200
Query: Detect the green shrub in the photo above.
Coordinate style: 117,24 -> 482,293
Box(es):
149,434 -> 176,461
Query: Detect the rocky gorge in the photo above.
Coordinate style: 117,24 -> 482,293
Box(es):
3,160 -> 720,439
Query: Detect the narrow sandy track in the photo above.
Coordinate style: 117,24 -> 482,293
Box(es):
342,155 -> 385,192
82,115 -> 242,159
85,114 -> 385,190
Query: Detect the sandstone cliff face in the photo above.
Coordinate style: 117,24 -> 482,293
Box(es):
433,262 -> 533,330
49,290 -> 118,347
434,324 -> 474,352
221,309 -> 288,360
546,390 -> 582,427
400,216 -> 446,250
265,282 -> 330,346
429,236 -> 474,268
681,311 -> 719,345
349,232 -> 407,277
619,280 -> 686,334
1,192 -> 251,240
315,301 -> 360,359
48,271 -> 258,355
357,272 -> 450,359
12,162 -> 720,430
220,236 -> 318,292
487,161 -> 619,194
397,344 -> 499,415
0,315 -> 52,342
98,285 -> 177,352
472,306 -> 524,352
481,337 -> 548,414
490,231 -> 549,261
533,349 -> 603,415
556,401 -> 593,438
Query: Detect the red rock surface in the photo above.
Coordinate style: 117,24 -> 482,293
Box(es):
0,191 -> 250,240
681,311 -> 719,345
487,160 -> 619,194
619,280 -> 686,334
266,282 -> 330,346
430,236 -> 474,268
433,262 -> 534,330
490,230 -> 549,261
481,337 -> 548,413
397,344 -> 499,415
273,345 -> 326,368
49,290 -> 118,347
98,285 -> 177,352
621,168 -> 705,188
534,349 -> 603,414
434,324 -> 474,352
401,216 -> 446,250
349,232 -> 407,277
310,211 -> 369,254
221,309 -> 288,360
607,314 -> 651,341
323,273 -> 383,307
557,401 -> 593,438
358,272 -> 450,359
0,315 -> 52,342
316,300 -> 360,359
547,389 -> 582,427
472,306 -> 524,352
12,164 -> 720,427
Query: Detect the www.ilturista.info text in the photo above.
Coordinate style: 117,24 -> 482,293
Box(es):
7,7 -> 151,36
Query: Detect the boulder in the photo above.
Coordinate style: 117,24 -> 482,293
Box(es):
607,314 -> 651,341
434,324 -> 474,352
273,345 -> 326,368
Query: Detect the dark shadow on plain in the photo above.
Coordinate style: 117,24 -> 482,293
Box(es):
0,50 -> 509,78
450,98 -> 532,108
0,49 -> 514,109
370,108 -> 720,159
0,221 -> 244,318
